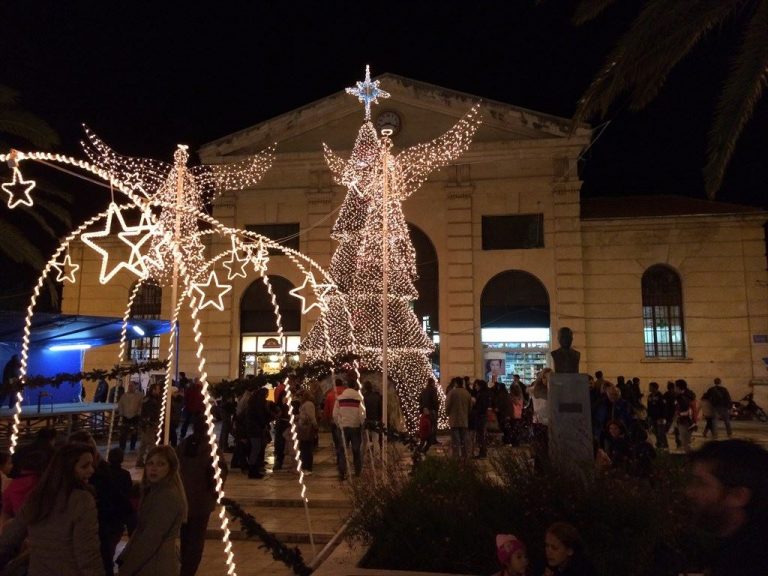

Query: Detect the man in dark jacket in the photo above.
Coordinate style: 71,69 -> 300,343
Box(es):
704,377 -> 733,439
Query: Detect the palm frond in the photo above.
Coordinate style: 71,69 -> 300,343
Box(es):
0,86 -> 20,106
0,219 -> 46,267
572,0 -> 619,25
704,0 -> 768,198
24,196 -> 72,230
0,109 -> 60,150
574,0 -> 743,124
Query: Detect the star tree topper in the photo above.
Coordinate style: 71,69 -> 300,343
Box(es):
345,65 -> 390,121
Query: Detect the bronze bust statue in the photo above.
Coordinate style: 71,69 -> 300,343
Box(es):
550,327 -> 580,373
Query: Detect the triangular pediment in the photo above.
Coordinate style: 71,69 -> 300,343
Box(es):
199,73 -> 589,160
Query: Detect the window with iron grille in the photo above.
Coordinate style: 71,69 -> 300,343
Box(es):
642,265 -> 686,358
127,282 -> 162,363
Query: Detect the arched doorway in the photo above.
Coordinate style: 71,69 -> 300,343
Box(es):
408,223 -> 439,370
480,270 -> 550,385
239,276 -> 301,377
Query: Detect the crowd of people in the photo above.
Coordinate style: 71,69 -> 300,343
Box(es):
0,422 -> 224,575
436,367 -> 738,478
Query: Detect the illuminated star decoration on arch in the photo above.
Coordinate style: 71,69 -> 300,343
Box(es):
80,202 -> 157,284
1,167 -> 36,209
222,236 -> 250,280
289,272 -> 335,314
191,270 -> 233,311
51,254 -> 80,284
245,239 -> 270,274
345,65 -> 390,121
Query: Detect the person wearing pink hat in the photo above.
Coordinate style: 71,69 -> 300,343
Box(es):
494,533 -> 529,576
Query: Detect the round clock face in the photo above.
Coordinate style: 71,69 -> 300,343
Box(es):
375,111 -> 402,136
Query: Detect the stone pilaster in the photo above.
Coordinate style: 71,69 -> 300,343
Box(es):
552,181 -> 588,367
443,169 -> 476,379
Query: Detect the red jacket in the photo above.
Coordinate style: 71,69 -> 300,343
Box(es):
418,414 -> 431,440
184,383 -> 204,413
323,385 -> 346,423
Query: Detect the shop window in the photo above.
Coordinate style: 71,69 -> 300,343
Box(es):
127,281 -> 162,363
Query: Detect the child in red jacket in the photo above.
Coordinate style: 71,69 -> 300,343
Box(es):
418,407 -> 432,453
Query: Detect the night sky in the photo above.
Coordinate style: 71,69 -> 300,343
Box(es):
1,0 -> 766,216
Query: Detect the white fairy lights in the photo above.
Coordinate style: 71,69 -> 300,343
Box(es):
301,69 -> 482,430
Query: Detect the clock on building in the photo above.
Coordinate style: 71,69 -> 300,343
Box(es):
375,110 -> 402,136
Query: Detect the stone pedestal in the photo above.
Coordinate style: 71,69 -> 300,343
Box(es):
548,373 -> 593,480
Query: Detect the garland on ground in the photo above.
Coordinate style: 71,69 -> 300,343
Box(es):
20,359 -> 169,390
221,497 -> 313,576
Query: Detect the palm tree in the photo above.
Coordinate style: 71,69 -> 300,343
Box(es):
571,0 -> 768,199
0,85 -> 70,308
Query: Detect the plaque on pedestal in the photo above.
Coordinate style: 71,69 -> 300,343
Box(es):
548,373 -> 593,481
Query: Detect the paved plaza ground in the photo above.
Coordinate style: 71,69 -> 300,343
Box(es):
110,419 -> 768,575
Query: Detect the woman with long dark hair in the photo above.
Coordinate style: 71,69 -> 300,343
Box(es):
0,442 -> 103,575
116,445 -> 188,575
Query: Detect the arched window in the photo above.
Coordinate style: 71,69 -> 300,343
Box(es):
642,265 -> 686,358
239,276 -> 301,377
480,270 -> 550,384
128,281 -> 162,363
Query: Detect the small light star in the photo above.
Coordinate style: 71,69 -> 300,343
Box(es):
191,270 -> 232,311
223,235 -> 250,280
51,254 -> 79,284
1,167 -> 36,209
345,65 -> 390,121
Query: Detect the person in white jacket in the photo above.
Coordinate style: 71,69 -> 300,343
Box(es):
333,381 -> 366,480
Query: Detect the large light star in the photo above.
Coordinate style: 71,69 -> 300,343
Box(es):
191,270 -> 232,311
289,272 -> 334,314
345,65 -> 390,121
81,203 -> 155,283
1,167 -> 36,209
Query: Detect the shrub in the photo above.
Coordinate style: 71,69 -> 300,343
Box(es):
346,450 -> 697,575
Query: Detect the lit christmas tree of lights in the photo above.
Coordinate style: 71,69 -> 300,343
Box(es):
300,68 -> 481,430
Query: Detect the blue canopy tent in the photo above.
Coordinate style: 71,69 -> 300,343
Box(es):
0,312 -> 172,405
